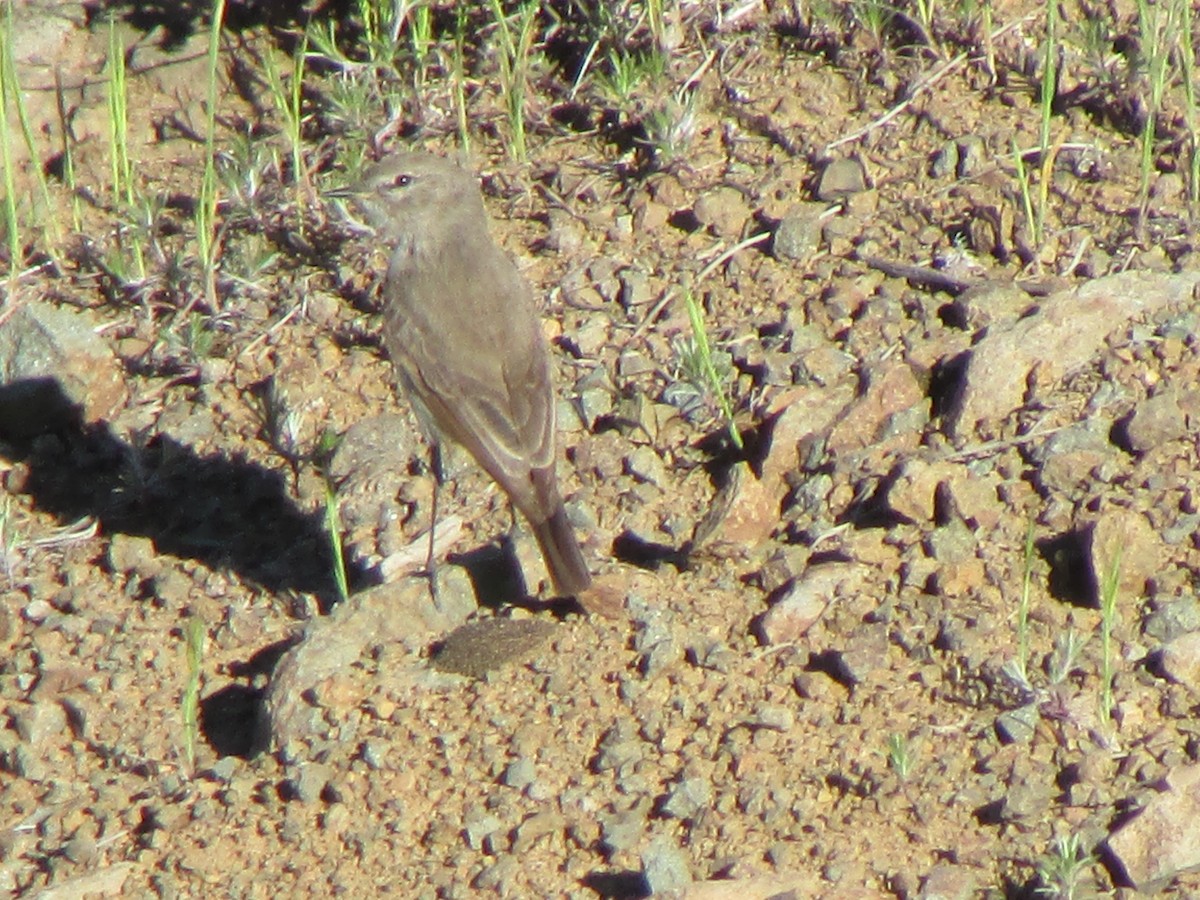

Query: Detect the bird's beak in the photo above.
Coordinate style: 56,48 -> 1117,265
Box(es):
326,185 -> 376,235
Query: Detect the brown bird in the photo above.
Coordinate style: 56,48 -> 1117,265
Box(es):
335,152 -> 592,597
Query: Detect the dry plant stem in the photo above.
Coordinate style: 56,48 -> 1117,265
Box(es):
826,16 -> 1030,152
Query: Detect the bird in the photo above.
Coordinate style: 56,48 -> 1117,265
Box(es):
333,151 -> 592,598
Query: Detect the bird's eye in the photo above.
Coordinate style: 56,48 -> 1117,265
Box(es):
391,174 -> 413,188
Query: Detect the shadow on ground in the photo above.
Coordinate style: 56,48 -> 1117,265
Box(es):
0,377 -> 354,608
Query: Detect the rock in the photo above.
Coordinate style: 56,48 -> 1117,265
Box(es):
1107,763 -> 1200,889
598,805 -> 647,853
835,622 -> 891,684
1120,388 -> 1189,454
545,208 -> 585,254
0,300 -> 128,437
464,809 -> 504,850
1083,507 -> 1162,603
1159,632 -> 1200,686
619,267 -> 653,308
947,283 -> 1035,332
106,533 -> 158,576
693,186 -> 751,237
661,776 -> 713,820
755,563 -> 867,645
918,863 -> 979,899
1145,596 -> 1200,643
884,458 -> 954,522
13,700 -> 68,746
924,518 -> 976,564
930,141 -> 959,178
625,445 -> 669,486
512,810 -> 565,853
1027,418 -> 1114,496
693,394 -> 838,548
748,703 -> 794,731
826,361 -> 927,456
326,412 -> 424,561
263,578 -> 471,754
945,270 -> 1200,441
660,873 -> 841,899
816,157 -> 867,199
501,756 -> 536,789
642,834 -> 692,893
291,761 -> 333,804
29,863 -> 135,900
772,202 -> 825,262
994,704 -> 1037,744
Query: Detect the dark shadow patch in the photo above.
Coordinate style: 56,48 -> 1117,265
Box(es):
448,538 -> 528,609
0,378 -> 363,613
805,648 -> 856,689
1108,410 -> 1138,456
973,798 -> 1006,826
227,635 -> 301,680
580,870 -> 650,900
929,349 -> 971,421
612,529 -> 684,572
1038,530 -> 1096,607
89,0 -> 316,51
200,683 -> 264,758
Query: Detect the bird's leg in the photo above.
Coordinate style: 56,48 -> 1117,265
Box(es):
425,441 -> 443,604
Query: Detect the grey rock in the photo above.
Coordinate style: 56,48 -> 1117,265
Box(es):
619,268 -> 652,308
14,701 -> 68,746
772,202 -> 825,262
1158,632 -> 1200,686
693,186 -> 751,237
924,519 -> 977,564
625,445 -> 669,487
578,386 -> 615,427
1122,388 -> 1188,453
107,533 -> 158,576
512,810 -> 565,853
501,756 -> 536,790
1144,596 -> 1200,642
661,776 -> 713,820
292,761 -> 333,803
208,756 -> 238,782
641,834 -> 692,893
595,721 -> 646,774
0,300 -> 128,437
474,856 -> 519,893
816,157 -> 867,199
749,703 -> 795,731
919,863 -> 979,899
995,703 -> 1038,744
930,141 -> 958,178
1003,778 -> 1054,821
756,564 -> 865,645
599,806 -> 647,853
836,622 -> 890,684
955,135 -> 987,177
463,809 -> 504,850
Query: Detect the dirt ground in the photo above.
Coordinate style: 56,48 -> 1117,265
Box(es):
3,1 -> 1200,897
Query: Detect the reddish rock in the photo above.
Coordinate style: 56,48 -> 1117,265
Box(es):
947,270 -> 1200,441
1108,763 -> 1200,889
827,361 -> 926,456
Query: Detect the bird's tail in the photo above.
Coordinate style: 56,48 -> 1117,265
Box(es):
531,504 -> 592,597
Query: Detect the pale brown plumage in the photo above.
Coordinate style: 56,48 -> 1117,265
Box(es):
339,152 -> 591,597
